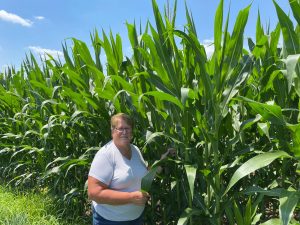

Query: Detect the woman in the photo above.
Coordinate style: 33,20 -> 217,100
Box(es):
88,113 -> 175,225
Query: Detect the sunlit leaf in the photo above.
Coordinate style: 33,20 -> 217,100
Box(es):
184,164 -> 197,200
224,151 -> 292,195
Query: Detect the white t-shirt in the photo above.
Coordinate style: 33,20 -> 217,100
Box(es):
88,140 -> 148,221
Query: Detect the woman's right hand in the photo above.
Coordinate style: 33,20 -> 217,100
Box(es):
130,191 -> 150,205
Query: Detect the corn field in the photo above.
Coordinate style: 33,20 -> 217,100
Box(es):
1,0 -> 300,224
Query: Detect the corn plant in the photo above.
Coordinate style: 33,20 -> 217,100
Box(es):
0,0 -> 300,224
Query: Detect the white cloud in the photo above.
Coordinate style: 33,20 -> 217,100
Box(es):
34,16 -> 44,20
28,46 -> 63,60
202,39 -> 214,59
0,10 -> 33,27
1,64 -> 10,73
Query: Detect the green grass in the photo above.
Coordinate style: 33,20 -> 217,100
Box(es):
0,185 -> 89,225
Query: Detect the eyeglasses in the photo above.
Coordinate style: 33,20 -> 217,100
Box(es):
114,127 -> 132,133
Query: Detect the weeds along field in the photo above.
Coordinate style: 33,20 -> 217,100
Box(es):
0,0 -> 300,224
0,185 -> 89,225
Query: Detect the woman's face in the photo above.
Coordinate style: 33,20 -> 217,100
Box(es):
112,118 -> 132,147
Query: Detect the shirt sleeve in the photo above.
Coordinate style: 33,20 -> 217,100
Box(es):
88,149 -> 114,186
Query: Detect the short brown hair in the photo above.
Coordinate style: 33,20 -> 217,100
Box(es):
111,113 -> 133,130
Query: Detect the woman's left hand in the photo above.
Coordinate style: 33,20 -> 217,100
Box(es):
160,148 -> 176,160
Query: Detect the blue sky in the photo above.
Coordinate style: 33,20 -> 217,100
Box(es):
0,0 -> 292,72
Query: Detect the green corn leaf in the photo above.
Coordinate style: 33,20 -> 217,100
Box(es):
2,133 -> 22,139
226,4 -> 250,70
141,32 -> 169,84
63,188 -> 79,201
224,151 -> 292,195
11,146 -> 42,160
61,68 -> 87,90
224,205 -> 235,225
61,87 -> 88,110
287,123 -> 300,158
181,87 -> 196,107
174,29 -> 213,101
243,186 -> 300,225
62,42 -> 75,70
126,22 -> 138,49
240,114 -> 262,131
289,0 -> 300,31
64,159 -> 89,178
273,0 -> 300,55
220,66 -> 250,117
149,25 -> 178,93
213,0 -> 225,93
279,188 -> 299,225
238,97 -> 286,125
102,30 -> 118,74
270,23 -> 281,56
141,166 -> 159,193
146,71 -> 175,96
82,93 -> 100,111
126,22 -> 142,69
44,166 -> 62,177
243,186 -> 285,197
244,197 -> 252,225
86,64 -> 105,86
214,0 -> 223,58
248,102 -> 285,125
141,156 -> 172,193
283,54 -> 300,93
177,207 -> 201,225
139,91 -> 183,110
258,122 -> 270,139
259,218 -> 281,225
29,80 -> 52,98
109,75 -> 134,92
184,164 -> 197,200
184,1 -> 197,36
256,10 -> 264,42
45,156 -> 70,169
143,131 -> 182,150
112,90 -> 139,111
170,0 -> 178,28
72,38 -> 95,66
90,29 -> 103,71
233,201 -> 244,225
151,0 -> 166,43
114,33 -> 123,66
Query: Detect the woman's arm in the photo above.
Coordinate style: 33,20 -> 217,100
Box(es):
157,148 -> 176,173
88,176 -> 149,206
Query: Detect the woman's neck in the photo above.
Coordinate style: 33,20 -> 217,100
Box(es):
115,143 -> 132,159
